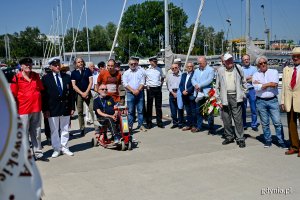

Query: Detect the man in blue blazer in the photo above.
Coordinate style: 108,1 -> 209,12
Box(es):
179,62 -> 196,131
42,58 -> 75,158
191,56 -> 215,133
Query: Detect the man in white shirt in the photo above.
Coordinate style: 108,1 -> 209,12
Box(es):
122,57 -> 147,132
252,56 -> 287,149
145,56 -> 165,129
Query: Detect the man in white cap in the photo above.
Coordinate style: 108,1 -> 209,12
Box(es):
42,57 -> 75,158
145,56 -> 165,128
281,47 -> 300,156
215,53 -> 247,148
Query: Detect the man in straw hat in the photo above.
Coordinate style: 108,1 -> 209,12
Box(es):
281,47 -> 300,156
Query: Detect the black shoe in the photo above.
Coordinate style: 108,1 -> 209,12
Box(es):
46,137 -> 52,146
252,127 -> 258,132
36,156 -> 50,162
157,124 -> 165,128
178,125 -> 183,129
208,129 -> 215,135
146,123 -> 153,129
238,140 -> 246,148
222,138 -> 234,145
243,126 -> 248,130
170,124 -> 178,129
81,130 -> 85,137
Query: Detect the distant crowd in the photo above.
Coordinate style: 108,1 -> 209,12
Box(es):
9,47 -> 300,161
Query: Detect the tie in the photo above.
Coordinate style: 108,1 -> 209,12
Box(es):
290,67 -> 297,89
55,73 -> 63,96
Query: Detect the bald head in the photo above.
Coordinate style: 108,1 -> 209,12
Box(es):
198,56 -> 207,70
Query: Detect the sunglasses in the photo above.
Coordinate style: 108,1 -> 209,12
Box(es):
129,63 -> 138,66
100,88 -> 108,91
258,61 -> 267,65
292,55 -> 300,59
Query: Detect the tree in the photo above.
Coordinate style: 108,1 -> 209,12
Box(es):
116,1 -> 188,61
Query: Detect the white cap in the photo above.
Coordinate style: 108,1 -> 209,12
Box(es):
223,53 -> 233,61
48,56 -> 61,65
174,58 -> 181,62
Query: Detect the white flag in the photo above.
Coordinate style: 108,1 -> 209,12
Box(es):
0,70 -> 43,200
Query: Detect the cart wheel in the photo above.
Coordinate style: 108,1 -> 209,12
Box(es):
128,141 -> 132,151
121,140 -> 126,151
91,138 -> 97,147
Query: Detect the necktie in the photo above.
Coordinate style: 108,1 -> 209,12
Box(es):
290,67 -> 297,89
55,74 -> 63,96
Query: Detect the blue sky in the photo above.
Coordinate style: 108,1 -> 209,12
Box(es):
0,0 -> 299,43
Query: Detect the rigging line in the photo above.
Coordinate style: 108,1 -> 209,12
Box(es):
69,3 -> 85,66
215,0 -> 226,32
59,13 -> 71,58
43,25 -> 53,62
277,3 -> 295,40
220,0 -> 230,22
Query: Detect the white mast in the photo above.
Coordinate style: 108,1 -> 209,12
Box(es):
164,0 -> 170,48
246,0 -> 250,53
109,0 -> 127,60
71,0 -> 75,52
60,0 -> 66,61
84,0 -> 91,62
183,0 -> 206,69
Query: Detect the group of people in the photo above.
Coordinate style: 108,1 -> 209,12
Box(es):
9,46 -> 300,161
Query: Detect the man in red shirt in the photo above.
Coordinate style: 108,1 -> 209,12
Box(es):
96,59 -> 122,103
10,57 -> 47,161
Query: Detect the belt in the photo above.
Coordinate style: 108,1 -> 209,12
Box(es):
256,96 -> 277,101
248,87 -> 254,90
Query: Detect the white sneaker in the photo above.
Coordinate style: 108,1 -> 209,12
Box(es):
51,151 -> 61,158
62,149 -> 74,156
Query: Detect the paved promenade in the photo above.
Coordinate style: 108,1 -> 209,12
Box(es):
36,86 -> 300,200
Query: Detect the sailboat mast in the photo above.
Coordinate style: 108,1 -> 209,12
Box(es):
164,0 -> 170,49
246,0 -> 250,52
85,0 -> 91,62
109,0 -> 127,60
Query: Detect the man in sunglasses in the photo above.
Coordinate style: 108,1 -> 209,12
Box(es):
42,57 -> 75,158
252,56 -> 287,149
281,47 -> 300,156
94,84 -> 120,143
122,57 -> 147,132
166,62 -> 183,129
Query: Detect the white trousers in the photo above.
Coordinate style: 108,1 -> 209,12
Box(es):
20,112 -> 43,158
48,116 -> 70,152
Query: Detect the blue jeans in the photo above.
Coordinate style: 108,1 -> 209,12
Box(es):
127,91 -> 144,128
242,88 -> 258,128
169,94 -> 183,126
256,97 -> 284,144
196,98 -> 214,130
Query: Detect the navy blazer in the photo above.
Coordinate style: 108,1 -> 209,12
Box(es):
42,72 -> 75,117
179,71 -> 194,96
